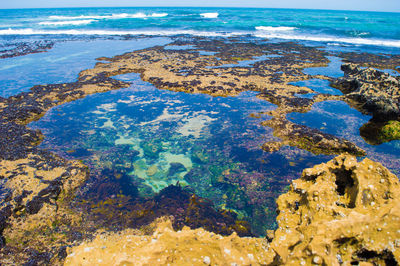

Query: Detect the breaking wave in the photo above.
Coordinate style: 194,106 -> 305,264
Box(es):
47,13 -> 168,20
1,27 -> 399,48
39,20 -> 94,26
200,13 -> 219,18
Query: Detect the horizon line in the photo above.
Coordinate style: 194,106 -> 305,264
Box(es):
0,6 -> 399,13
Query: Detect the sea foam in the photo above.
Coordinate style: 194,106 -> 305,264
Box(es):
47,13 -> 168,20
0,28 -> 240,37
200,13 -> 219,18
255,26 -> 296,32
39,20 -> 94,26
2,27 -> 400,48
254,31 -> 400,48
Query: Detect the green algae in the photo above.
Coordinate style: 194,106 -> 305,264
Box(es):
360,120 -> 400,145
380,120 -> 400,142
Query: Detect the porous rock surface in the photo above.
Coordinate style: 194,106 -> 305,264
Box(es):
65,154 -> 400,265
273,154 -> 400,265
64,218 -> 275,265
332,63 -> 400,120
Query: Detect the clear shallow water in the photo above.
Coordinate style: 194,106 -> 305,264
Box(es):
30,73 -> 332,235
287,100 -> 400,175
0,37 -> 171,97
1,7 -> 400,48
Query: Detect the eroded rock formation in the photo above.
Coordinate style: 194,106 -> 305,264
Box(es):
273,154 -> 400,265
65,154 -> 400,265
332,63 -> 400,120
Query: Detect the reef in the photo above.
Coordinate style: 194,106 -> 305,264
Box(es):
338,51 -> 400,73
89,38 -> 365,155
332,63 -> 400,144
0,40 -> 54,59
65,154 -> 400,265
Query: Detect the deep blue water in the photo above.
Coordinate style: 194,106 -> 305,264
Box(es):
0,7 -> 400,48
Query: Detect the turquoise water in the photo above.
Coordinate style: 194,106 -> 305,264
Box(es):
30,73 -> 332,234
1,7 -> 400,48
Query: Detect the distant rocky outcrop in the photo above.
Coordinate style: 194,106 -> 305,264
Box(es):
332,63 -> 400,144
332,63 -> 400,120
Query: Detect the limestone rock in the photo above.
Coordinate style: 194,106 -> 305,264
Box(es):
272,154 -> 400,265
65,155 -> 400,265
64,218 -> 276,265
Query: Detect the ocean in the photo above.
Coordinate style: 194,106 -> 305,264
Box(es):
1,7 -> 400,47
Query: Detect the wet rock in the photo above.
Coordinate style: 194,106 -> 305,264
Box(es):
0,40 -> 54,59
338,51 -> 400,73
332,63 -> 400,120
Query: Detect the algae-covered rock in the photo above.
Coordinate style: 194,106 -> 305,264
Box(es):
380,120 -> 400,141
332,63 -> 400,120
272,154 -> 400,265
360,120 -> 400,145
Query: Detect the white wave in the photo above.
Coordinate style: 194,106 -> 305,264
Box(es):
49,15 -> 105,20
255,26 -> 296,32
200,12 -> 219,18
0,28 -> 241,37
1,28 -> 399,48
254,31 -> 400,48
47,13 -> 168,20
150,13 -> 168,17
39,20 -> 94,26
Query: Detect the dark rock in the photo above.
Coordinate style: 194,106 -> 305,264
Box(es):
332,63 -> 400,120
168,162 -> 187,176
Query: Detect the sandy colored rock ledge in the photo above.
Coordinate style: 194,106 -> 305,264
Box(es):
64,218 -> 275,266
65,154 -> 400,265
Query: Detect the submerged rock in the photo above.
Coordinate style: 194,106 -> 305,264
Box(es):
262,117 -> 366,156
168,162 -> 186,176
64,154 -> 400,265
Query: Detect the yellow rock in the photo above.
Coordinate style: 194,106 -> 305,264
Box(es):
146,165 -> 158,176
64,218 -> 276,266
272,154 -> 400,265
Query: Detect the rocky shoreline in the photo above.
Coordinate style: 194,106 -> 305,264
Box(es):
65,154 -> 400,265
0,37 -> 399,264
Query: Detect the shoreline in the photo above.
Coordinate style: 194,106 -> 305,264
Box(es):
0,36 -> 399,264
